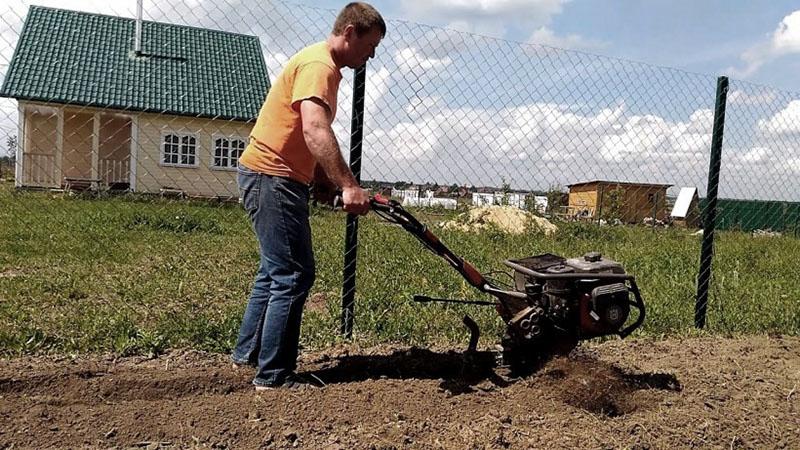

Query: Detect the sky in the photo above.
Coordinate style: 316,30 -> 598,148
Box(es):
312,0 -> 800,93
0,0 -> 799,200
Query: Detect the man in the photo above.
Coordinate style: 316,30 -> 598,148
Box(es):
231,3 -> 386,390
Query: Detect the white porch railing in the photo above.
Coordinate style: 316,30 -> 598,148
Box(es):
99,158 -> 130,184
23,153 -> 57,187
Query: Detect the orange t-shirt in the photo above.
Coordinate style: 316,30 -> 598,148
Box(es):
239,41 -> 342,184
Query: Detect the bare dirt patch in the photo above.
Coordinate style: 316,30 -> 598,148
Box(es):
305,292 -> 331,313
0,336 -> 798,449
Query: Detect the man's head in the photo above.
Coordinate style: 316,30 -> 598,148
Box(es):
329,2 -> 386,69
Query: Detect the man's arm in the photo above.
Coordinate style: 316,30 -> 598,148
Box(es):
310,163 -> 337,205
300,98 -> 369,214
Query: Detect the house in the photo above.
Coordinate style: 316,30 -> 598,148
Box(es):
670,187 -> 700,228
567,180 -> 672,223
471,192 -> 528,209
401,196 -> 457,209
0,6 -> 269,197
455,186 -> 470,198
391,188 -> 419,201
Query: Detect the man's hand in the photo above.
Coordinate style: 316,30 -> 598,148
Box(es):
342,185 -> 370,215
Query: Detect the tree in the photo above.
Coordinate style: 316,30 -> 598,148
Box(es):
5,135 -> 16,161
499,177 -> 511,206
602,187 -> 626,222
1,135 -> 16,180
524,193 -> 539,215
546,186 -> 564,216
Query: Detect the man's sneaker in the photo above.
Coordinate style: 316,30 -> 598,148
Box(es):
254,372 -> 324,391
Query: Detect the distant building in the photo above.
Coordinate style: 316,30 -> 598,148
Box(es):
671,187 -> 700,228
533,196 -> 548,214
391,188 -> 419,201
567,180 -> 672,223
471,192 -> 528,209
472,192 -> 496,207
402,196 -> 457,209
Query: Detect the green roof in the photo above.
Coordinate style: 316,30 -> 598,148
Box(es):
0,6 -> 270,121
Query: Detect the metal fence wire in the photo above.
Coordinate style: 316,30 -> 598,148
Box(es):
0,0 -> 799,347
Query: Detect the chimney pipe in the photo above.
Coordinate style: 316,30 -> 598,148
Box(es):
134,0 -> 143,55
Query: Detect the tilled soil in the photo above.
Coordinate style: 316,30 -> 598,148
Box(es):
1,335 -> 798,449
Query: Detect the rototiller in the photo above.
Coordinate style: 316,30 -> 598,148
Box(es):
368,194 -> 646,369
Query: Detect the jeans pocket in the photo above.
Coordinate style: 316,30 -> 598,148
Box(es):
238,171 -> 260,214
273,176 -> 309,209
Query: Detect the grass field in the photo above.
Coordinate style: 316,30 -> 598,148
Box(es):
0,180 -> 798,357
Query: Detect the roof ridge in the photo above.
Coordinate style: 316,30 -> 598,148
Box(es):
28,5 -> 261,42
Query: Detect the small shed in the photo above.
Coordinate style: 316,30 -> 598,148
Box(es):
670,187 -> 700,228
567,180 -> 672,223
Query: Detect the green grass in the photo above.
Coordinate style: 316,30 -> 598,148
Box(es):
0,181 -> 798,357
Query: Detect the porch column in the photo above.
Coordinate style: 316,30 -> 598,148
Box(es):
15,104 -> 25,187
56,107 -> 64,186
92,112 -> 99,185
130,115 -> 138,192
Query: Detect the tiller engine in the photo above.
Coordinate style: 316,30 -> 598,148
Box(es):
369,195 -> 645,370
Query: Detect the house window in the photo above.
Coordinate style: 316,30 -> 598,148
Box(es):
212,137 -> 246,169
162,133 -> 197,167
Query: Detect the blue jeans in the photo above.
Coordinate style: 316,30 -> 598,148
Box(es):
231,165 -> 315,386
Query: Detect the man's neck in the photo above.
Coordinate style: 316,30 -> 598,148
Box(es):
326,35 -> 345,69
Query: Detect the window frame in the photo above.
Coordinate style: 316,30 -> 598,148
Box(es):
210,134 -> 248,171
160,131 -> 200,168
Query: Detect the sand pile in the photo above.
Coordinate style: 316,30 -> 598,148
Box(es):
440,206 -> 558,235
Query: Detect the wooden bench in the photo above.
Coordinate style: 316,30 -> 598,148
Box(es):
64,177 -> 102,192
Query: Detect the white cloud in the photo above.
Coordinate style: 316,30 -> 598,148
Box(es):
361,98 -> 715,191
727,89 -> 777,105
395,47 -> 453,73
773,10 -> 800,53
739,146 -> 769,163
527,26 -> 606,51
263,53 -> 289,81
404,96 -> 443,118
727,10 -> 800,78
399,0 -> 567,27
758,99 -> 800,135
397,0 -> 604,53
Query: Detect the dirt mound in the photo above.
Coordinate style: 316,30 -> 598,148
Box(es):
537,353 -> 681,417
440,206 -> 557,235
0,336 -> 798,449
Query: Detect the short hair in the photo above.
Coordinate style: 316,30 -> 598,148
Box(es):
332,2 -> 386,38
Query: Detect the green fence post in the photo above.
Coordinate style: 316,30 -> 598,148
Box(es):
341,64 -> 366,339
695,76 -> 729,329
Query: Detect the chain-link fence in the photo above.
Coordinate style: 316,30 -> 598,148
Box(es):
0,0 -> 798,354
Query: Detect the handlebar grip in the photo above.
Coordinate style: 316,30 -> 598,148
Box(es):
333,194 -> 392,210
372,194 -> 390,205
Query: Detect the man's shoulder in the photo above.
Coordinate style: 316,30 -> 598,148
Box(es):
292,41 -> 337,71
